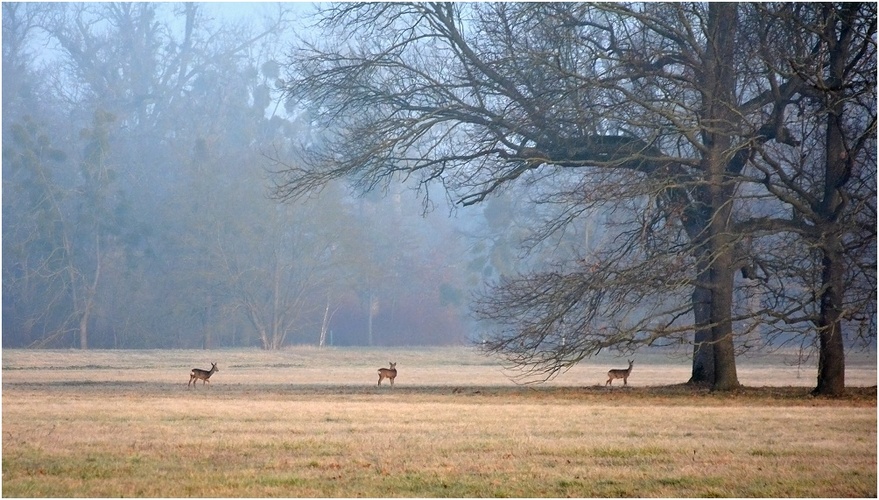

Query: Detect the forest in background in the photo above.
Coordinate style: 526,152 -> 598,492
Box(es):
4,3 -> 569,349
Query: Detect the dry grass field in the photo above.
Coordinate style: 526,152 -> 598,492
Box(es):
2,347 -> 876,497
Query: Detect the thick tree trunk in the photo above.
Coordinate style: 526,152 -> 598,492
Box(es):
690,283 -> 715,386
688,236 -> 715,386
814,248 -> 846,395
710,250 -> 740,390
700,3 -> 741,391
812,13 -> 851,396
813,108 -> 848,395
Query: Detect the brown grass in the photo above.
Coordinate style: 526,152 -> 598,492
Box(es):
2,347 -> 876,497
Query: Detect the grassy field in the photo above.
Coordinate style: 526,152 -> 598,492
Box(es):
2,347 -> 876,497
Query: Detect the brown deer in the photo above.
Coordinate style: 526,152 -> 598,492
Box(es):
188,362 -> 219,387
606,360 -> 634,386
377,362 -> 397,387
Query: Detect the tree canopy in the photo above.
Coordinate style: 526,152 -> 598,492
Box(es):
274,2 -> 876,393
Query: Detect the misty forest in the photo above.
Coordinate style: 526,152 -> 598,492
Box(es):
3,3 -> 876,395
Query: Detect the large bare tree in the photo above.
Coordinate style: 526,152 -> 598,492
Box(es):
733,3 -> 876,395
274,3 -> 875,391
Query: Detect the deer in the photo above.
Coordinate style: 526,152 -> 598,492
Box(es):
188,362 -> 219,388
377,362 -> 397,387
606,359 -> 634,386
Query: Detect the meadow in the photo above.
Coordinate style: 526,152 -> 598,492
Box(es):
2,347 -> 876,497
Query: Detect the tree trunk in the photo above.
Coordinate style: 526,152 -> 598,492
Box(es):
319,298 -> 331,348
689,282 -> 715,386
319,294 -> 337,348
814,247 -> 846,395
700,3 -> 741,391
271,253 -> 283,350
685,208 -> 716,386
812,101 -> 847,395
812,8 -> 852,396
710,251 -> 739,390
685,222 -> 715,385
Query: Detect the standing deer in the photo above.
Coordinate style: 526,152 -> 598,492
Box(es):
606,360 -> 634,386
188,362 -> 219,387
377,362 -> 397,387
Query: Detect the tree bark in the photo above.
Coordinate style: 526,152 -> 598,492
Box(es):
700,3 -> 741,390
689,275 -> 715,386
814,246 -> 846,395
709,248 -> 739,390
812,4 -> 857,396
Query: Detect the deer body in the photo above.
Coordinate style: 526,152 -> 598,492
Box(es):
377,362 -> 397,387
606,360 -> 634,386
189,362 -> 219,387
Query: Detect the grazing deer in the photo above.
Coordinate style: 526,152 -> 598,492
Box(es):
188,362 -> 219,387
606,360 -> 634,386
377,362 -> 397,387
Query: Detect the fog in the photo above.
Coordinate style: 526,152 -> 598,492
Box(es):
4,3 -> 873,363
2,3 -> 584,349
